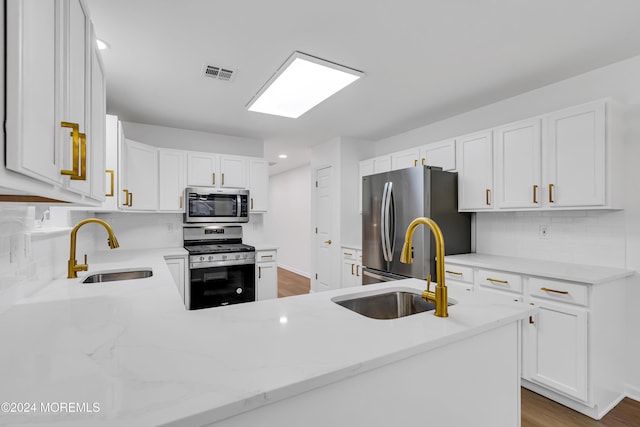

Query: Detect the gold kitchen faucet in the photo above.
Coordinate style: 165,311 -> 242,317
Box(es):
67,218 -> 119,279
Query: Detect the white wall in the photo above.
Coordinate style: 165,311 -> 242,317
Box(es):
264,165 -> 311,277
373,53 -> 640,398
121,121 -> 263,157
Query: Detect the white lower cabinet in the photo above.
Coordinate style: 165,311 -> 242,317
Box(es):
341,247 -> 362,287
164,255 -> 187,304
445,257 -> 628,419
524,297 -> 588,401
256,250 -> 278,301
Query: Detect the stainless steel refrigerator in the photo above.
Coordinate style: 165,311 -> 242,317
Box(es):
362,166 -> 471,284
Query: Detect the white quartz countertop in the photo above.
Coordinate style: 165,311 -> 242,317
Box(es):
0,248 -> 533,426
444,253 -> 634,285
247,242 -> 278,251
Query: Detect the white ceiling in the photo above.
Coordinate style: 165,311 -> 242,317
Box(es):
86,0 -> 640,175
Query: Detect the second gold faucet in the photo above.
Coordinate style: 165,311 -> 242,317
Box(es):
400,217 -> 448,318
67,218 -> 119,279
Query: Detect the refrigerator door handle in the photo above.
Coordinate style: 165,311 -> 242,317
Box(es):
387,182 -> 396,260
380,182 -> 390,262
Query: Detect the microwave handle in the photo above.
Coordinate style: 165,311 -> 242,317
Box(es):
237,195 -> 242,217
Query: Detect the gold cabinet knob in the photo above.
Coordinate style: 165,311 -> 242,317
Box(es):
324,239 -> 332,245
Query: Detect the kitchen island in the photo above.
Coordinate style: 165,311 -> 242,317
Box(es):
0,249 -> 534,426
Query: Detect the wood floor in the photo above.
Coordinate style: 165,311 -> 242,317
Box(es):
277,268 -> 640,426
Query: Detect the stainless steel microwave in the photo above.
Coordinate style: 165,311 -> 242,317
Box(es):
184,187 -> 249,223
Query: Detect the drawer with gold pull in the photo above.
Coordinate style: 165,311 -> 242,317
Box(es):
476,269 -> 523,294
443,264 -> 474,284
529,277 -> 587,306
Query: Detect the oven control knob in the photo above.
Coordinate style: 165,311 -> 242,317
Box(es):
199,256 -> 205,262
208,255 -> 214,261
235,254 -> 240,260
236,288 -> 243,294
222,255 -> 227,260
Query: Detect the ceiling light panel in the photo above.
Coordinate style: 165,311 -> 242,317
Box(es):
247,51 -> 363,119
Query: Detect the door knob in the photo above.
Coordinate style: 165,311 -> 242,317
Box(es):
324,239 -> 332,245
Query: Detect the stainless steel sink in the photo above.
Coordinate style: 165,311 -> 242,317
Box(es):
82,269 -> 153,283
332,288 -> 454,320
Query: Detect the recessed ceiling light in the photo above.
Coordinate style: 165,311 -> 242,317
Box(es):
246,51 -> 363,119
278,154 -> 288,159
96,39 -> 110,50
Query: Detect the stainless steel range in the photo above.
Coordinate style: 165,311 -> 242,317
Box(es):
183,225 -> 255,310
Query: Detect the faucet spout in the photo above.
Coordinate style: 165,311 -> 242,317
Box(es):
400,217 -> 448,318
68,218 -> 119,279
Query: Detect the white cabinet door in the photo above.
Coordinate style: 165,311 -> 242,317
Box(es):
458,131 -> 494,210
103,115 -> 120,210
419,139 -> 456,171
249,158 -> 269,212
544,101 -> 606,207
256,262 -> 278,300
158,149 -> 186,211
220,155 -> 246,188
373,156 -> 392,173
165,257 -> 186,303
524,299 -> 588,401
89,24 -> 106,202
187,152 -> 219,187
495,118 -> 542,209
64,0 -> 91,196
5,0 -> 61,185
391,148 -> 420,170
121,140 -> 158,210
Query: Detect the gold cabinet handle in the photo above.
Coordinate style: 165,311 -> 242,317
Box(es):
251,198 -> 254,210
258,266 -> 262,279
487,277 -> 508,284
344,252 -> 353,257
413,159 -> 417,167
445,270 -> 463,276
529,315 -> 535,324
261,255 -> 273,260
179,195 -> 183,209
485,189 -> 491,206
70,133 -> 87,181
421,158 -> 425,165
549,183 -> 555,203
533,185 -> 538,204
60,122 -> 80,178
105,170 -> 115,196
129,192 -> 133,207
122,189 -> 132,207
222,173 -> 225,186
212,173 -> 216,185
540,287 -> 569,295
324,239 -> 332,245
356,265 -> 360,277
351,264 -> 354,275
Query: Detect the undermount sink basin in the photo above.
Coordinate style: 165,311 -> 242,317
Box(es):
332,288 -> 454,320
82,269 -> 153,283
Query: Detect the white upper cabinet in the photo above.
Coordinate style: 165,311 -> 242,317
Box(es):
391,148 -> 420,170
102,115 -> 120,210
219,155 -> 247,188
458,130 -> 494,210
187,152 -> 219,187
88,24 -> 106,202
158,149 -> 186,212
544,101 -> 606,208
121,139 -> 158,211
4,0 -> 103,203
248,158 -> 269,212
494,118 -> 542,209
419,139 -> 456,171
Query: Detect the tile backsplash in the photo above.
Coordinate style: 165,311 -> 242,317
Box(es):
0,205 -> 70,314
475,210 -> 627,268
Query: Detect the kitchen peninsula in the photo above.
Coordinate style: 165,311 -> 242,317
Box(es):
0,249 -> 534,427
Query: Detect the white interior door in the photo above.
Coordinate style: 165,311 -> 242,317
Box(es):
315,166 -> 336,292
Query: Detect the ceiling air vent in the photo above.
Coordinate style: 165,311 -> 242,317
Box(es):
203,64 -> 236,82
